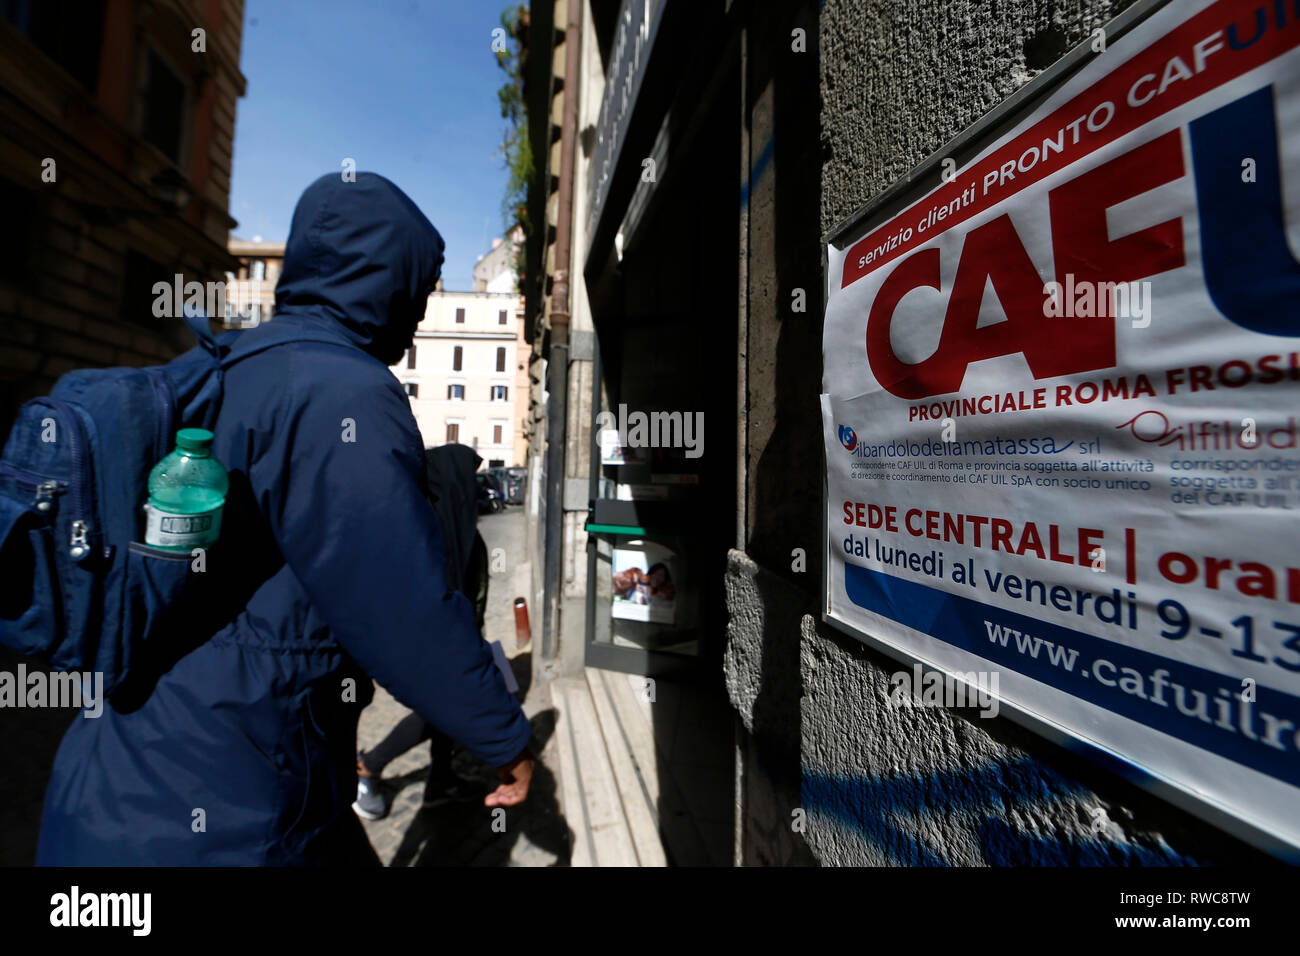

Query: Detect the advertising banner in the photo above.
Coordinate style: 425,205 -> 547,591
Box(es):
822,0 -> 1300,852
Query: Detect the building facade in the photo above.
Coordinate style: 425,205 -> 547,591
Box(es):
473,226 -> 525,293
394,287 -> 526,466
0,0 -> 247,442
521,0 -> 1280,867
224,238 -> 283,328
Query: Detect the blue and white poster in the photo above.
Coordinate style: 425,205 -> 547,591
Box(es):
822,0 -> 1300,853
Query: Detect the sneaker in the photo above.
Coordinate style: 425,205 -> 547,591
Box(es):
353,765 -> 389,821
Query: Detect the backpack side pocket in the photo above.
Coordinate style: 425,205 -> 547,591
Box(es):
0,485 -> 60,656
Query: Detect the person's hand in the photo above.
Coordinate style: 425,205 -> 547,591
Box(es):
485,747 -> 535,807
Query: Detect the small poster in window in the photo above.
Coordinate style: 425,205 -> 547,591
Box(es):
599,428 -> 645,466
610,540 -> 677,625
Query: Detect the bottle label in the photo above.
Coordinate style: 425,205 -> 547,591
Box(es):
144,503 -> 223,550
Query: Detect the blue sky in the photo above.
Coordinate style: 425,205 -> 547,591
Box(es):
229,0 -> 517,291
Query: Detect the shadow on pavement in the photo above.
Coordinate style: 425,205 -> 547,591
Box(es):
386,706 -> 571,866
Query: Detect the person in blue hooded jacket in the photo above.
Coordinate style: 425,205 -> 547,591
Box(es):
35,172 -> 534,866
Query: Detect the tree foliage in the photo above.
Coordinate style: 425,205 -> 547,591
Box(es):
495,4 -> 531,287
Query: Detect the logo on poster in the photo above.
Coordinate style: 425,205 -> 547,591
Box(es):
838,425 -> 858,451
1118,409 -> 1298,450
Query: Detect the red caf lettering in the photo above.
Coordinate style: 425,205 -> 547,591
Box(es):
866,130 -> 1186,400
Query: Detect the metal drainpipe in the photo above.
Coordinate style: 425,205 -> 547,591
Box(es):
542,0 -> 582,662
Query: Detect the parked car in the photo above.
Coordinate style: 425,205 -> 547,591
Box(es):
476,471 -> 504,514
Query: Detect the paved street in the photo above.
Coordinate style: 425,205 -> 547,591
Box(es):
355,504 -> 571,866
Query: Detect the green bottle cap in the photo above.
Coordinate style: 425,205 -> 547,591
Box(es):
176,428 -> 214,453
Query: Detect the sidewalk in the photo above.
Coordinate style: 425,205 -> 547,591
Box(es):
549,666 -> 733,866
355,506 -> 569,866
356,505 -> 733,867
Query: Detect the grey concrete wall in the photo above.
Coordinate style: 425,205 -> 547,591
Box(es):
820,0 -> 1136,232
724,0 -> 1274,866
726,550 -> 1271,865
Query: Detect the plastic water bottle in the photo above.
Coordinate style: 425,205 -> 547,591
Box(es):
144,428 -> 229,551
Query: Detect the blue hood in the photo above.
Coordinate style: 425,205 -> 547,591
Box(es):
274,172 -> 444,365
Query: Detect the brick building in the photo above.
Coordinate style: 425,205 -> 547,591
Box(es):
0,0 -> 247,441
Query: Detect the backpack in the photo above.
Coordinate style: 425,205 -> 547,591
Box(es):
0,313 -> 338,697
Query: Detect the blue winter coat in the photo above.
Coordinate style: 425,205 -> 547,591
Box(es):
36,173 -> 532,865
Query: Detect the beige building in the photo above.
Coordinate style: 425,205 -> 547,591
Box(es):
390,233 -> 529,465
223,239 -> 283,328
394,286 -> 527,466
512,290 -> 531,459
473,226 -> 524,293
